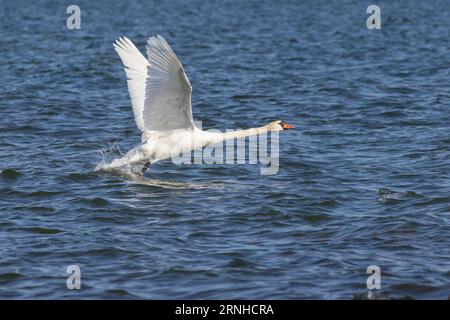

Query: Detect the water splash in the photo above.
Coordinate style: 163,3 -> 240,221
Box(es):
95,143 -> 141,174
94,143 -> 224,190
96,142 -> 123,168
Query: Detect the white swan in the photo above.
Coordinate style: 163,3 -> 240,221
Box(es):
101,35 -> 294,174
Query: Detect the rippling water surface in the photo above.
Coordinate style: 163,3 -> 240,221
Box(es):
1,0 -> 449,299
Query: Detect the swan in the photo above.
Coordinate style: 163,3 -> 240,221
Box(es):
101,35 -> 294,174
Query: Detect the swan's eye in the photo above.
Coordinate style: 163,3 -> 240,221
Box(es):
279,121 -> 286,126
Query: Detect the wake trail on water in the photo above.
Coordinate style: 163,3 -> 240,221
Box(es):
93,144 -> 224,190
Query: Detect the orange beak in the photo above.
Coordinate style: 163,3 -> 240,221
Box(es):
281,122 -> 295,130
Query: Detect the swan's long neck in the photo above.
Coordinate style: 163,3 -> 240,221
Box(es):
199,125 -> 270,146
223,126 -> 269,140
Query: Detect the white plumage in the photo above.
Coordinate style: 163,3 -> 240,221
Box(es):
100,35 -> 294,174
114,35 -> 194,140
113,37 -> 149,136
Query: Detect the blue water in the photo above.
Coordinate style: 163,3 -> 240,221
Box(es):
0,0 -> 449,299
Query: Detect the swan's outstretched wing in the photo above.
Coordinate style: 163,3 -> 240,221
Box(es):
113,37 -> 149,134
114,35 -> 194,138
144,35 -> 194,132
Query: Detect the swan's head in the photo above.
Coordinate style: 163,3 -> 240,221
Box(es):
267,120 -> 295,132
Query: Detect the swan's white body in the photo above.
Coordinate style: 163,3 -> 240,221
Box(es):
101,35 -> 292,173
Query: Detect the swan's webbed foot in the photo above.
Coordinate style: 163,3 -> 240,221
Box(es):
142,161 -> 151,174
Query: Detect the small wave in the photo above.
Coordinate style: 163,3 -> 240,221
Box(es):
0,272 -> 23,283
84,246 -> 136,258
303,213 -> 332,223
415,196 -> 450,206
0,168 -> 22,180
391,283 -> 440,294
377,188 -> 422,202
22,227 -> 64,235
16,206 -> 55,213
380,110 -> 407,117
68,196 -> 111,207
59,172 -> 98,183
103,289 -> 134,297
89,197 -> 110,206
226,258 -> 259,269
29,190 -> 62,197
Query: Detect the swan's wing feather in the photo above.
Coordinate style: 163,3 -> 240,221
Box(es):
144,35 -> 194,132
113,37 -> 149,134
